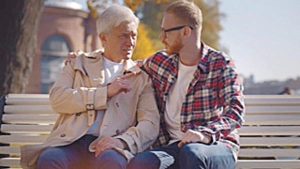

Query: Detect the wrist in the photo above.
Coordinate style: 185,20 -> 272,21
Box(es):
118,139 -> 129,150
202,132 -> 212,144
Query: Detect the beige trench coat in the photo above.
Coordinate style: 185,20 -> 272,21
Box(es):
20,50 -> 160,169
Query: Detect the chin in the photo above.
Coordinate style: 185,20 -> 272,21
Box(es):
166,49 -> 176,55
123,54 -> 132,60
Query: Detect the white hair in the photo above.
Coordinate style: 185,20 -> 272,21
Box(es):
97,4 -> 139,34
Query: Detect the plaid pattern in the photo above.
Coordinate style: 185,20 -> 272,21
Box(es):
143,43 -> 245,156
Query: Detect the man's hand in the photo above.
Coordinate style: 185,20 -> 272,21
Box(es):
107,73 -> 136,98
64,52 -> 77,65
135,60 -> 144,68
178,129 -> 211,148
94,136 -> 125,157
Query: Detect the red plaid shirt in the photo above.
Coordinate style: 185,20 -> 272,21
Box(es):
143,43 -> 245,156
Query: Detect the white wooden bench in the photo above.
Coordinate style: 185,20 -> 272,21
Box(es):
237,95 -> 300,169
0,94 -> 300,169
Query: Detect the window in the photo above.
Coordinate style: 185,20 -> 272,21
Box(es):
41,35 -> 71,93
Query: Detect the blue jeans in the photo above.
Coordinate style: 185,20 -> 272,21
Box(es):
37,135 -> 127,169
128,141 -> 236,169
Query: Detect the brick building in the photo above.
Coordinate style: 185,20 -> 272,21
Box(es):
26,0 -> 100,93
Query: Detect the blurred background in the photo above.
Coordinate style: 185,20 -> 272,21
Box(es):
1,0 -> 299,95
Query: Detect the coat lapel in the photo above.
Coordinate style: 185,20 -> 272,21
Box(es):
74,50 -> 142,88
124,59 -> 142,75
74,50 -> 105,87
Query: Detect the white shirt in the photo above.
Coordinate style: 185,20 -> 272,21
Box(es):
87,57 -> 124,136
165,61 -> 197,144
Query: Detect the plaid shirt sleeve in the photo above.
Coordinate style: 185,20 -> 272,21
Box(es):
195,59 -> 245,143
141,53 -> 161,78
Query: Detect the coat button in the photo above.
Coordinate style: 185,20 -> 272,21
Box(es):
60,133 -> 66,137
116,102 -> 119,107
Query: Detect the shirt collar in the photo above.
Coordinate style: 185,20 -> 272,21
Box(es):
173,42 -> 210,74
197,42 -> 210,74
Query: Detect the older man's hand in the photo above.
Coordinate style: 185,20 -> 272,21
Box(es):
94,136 -> 125,157
107,72 -> 137,98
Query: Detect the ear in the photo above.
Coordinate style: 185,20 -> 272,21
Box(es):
183,26 -> 192,37
99,33 -> 107,43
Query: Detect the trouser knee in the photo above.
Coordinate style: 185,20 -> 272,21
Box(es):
179,143 -> 236,169
37,148 -> 68,169
96,150 -> 127,169
179,144 -> 207,169
127,152 -> 160,169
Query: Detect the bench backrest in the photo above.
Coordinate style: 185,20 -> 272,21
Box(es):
0,94 -> 56,168
237,95 -> 300,169
1,94 -> 300,169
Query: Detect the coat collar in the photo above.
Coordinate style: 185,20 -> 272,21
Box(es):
73,50 -> 141,87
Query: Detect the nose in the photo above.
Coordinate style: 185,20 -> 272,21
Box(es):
160,32 -> 167,45
160,31 -> 166,42
126,36 -> 135,47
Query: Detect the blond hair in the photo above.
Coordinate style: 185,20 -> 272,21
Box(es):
166,0 -> 202,33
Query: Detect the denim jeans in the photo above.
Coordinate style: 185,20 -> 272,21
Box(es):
128,141 -> 236,169
37,135 -> 127,169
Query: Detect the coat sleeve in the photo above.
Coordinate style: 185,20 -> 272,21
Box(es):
114,75 -> 160,153
49,55 -> 107,114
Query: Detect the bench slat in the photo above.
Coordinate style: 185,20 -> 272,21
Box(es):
0,135 -> 48,144
4,105 -> 55,114
2,114 -> 57,124
0,157 -> 20,168
0,146 -> 20,155
239,148 -> 300,158
245,95 -> 300,105
6,94 -> 49,105
246,105 -> 300,114
240,137 -> 300,146
236,159 -> 300,169
1,124 -> 53,134
244,114 -> 300,125
5,98 -> 50,106
239,126 -> 300,136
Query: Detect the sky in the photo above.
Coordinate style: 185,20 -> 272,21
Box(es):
219,0 -> 300,82
75,0 -> 300,82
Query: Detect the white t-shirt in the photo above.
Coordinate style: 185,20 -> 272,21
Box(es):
87,57 -> 124,136
165,61 -> 197,144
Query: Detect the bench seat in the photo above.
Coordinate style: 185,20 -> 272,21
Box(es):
1,94 -> 300,169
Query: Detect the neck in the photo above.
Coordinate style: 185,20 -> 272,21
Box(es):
179,40 -> 202,66
103,52 -> 123,63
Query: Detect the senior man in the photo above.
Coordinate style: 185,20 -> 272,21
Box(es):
21,4 -> 159,169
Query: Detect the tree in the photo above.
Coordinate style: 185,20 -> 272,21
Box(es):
0,0 -> 43,95
124,0 -> 143,12
87,0 -> 120,17
140,0 -> 223,50
197,0 -> 223,49
132,23 -> 156,60
88,0 -> 223,59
